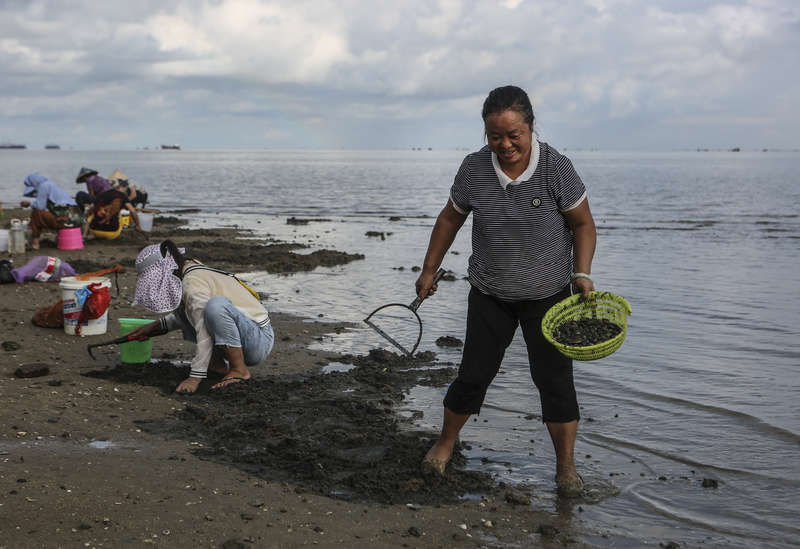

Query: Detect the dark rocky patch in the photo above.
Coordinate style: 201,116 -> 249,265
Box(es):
286,217 -> 332,225
14,363 -> 50,378
435,336 -> 463,348
504,487 -> 531,505
2,341 -> 21,351
365,231 -> 392,240
537,524 -> 559,536
178,240 -> 364,274
87,349 -> 494,505
152,215 -> 188,226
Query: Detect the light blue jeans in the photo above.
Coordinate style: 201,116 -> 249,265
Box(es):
203,297 -> 274,367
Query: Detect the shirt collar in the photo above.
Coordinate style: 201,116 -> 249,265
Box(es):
491,138 -> 540,190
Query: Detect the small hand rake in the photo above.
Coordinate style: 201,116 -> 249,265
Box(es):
86,326 -> 167,360
363,268 -> 446,357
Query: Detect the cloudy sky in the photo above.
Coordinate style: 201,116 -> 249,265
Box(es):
1,0 -> 797,150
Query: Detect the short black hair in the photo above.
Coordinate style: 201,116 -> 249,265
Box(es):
481,85 -> 534,128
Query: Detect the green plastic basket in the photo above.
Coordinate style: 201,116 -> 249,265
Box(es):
541,291 -> 632,361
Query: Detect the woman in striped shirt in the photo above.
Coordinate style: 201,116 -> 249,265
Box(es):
415,85 -> 596,497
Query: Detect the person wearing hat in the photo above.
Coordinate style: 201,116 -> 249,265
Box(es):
109,169 -> 148,209
20,173 -> 84,250
75,167 -> 112,210
124,240 -> 275,394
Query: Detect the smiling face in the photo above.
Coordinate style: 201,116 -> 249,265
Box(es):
484,109 -> 533,177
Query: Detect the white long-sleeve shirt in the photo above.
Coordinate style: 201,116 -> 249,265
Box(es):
159,261 -> 269,378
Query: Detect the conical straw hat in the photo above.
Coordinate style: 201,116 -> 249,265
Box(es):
76,166 -> 98,183
109,169 -> 129,182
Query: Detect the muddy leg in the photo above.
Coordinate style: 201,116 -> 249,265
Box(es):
424,407 -> 470,473
546,420 -> 583,495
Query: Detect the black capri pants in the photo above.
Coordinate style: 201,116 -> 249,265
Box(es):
443,285 -> 579,423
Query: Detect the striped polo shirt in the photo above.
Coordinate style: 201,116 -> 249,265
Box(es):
449,140 -> 586,301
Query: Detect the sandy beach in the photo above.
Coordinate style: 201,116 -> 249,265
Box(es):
0,210 -> 580,548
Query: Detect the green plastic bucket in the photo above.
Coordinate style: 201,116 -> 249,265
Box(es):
119,318 -> 155,363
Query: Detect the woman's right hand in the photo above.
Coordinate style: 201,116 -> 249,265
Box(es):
20,200 -> 30,207
126,322 -> 158,341
415,269 -> 440,301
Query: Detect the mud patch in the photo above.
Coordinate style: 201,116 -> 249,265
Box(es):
2,341 -> 21,351
435,335 -> 463,348
14,363 -> 50,378
151,215 -> 188,226
86,350 -> 495,505
182,240 -> 365,273
286,217 -> 331,225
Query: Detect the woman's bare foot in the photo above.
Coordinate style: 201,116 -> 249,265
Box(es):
210,366 -> 251,390
174,377 -> 201,394
422,440 -> 454,475
555,472 -> 584,497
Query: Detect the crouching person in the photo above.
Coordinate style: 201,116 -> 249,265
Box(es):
128,240 -> 274,393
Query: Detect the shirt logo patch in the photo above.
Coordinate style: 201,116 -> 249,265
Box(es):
531,197 -> 542,208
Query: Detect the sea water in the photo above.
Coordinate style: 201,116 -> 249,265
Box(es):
2,148 -> 799,547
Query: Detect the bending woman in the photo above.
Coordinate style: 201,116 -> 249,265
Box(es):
85,188 -> 142,237
127,240 -> 275,393
20,173 -> 84,250
415,86 -> 596,497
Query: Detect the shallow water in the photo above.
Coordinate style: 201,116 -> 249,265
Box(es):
2,148 -> 800,547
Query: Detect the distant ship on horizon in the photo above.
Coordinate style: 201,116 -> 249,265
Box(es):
0,143 -> 26,149
45,144 -> 60,150
161,144 -> 181,150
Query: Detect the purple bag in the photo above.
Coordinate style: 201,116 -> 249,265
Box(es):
11,256 -> 76,283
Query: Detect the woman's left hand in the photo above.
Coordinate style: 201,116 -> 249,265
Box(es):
572,277 -> 594,299
175,377 -> 201,394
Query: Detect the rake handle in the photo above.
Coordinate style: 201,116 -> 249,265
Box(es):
87,334 -> 142,360
409,268 -> 447,312
86,326 -> 166,360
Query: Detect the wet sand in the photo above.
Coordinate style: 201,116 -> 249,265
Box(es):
0,210 -> 580,548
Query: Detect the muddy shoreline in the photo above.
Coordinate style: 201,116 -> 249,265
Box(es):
1,210 -> 581,547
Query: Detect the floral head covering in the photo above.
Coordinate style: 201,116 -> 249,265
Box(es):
132,244 -> 184,313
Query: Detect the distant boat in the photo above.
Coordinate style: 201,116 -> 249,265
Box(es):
161,144 -> 181,150
45,144 -> 60,150
0,143 -> 26,149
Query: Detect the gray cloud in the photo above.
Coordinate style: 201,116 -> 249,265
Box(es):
0,0 -> 797,149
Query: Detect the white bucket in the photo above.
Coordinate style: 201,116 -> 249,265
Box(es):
0,229 -> 8,252
138,212 -> 154,232
59,276 -> 112,336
